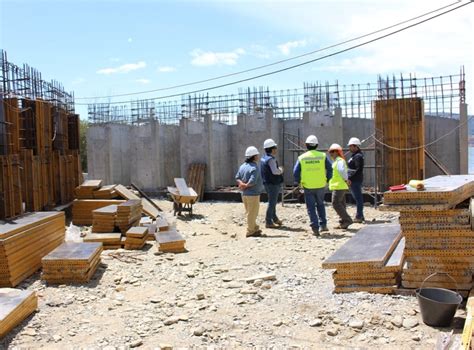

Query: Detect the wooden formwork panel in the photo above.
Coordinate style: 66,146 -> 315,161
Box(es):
322,223 -> 402,269
0,154 -> 23,220
0,289 -> 37,339
187,163 -> 206,201
374,97 -> 424,191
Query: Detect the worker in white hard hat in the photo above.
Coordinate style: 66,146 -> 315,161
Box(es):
347,137 -> 365,223
328,143 -> 353,229
293,135 -> 333,236
235,146 -> 264,237
261,138 -> 284,228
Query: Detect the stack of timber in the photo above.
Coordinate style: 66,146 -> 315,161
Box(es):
92,205 -> 118,233
116,200 -> 142,233
0,288 -> 38,338
83,233 -> 122,249
72,199 -> 125,226
322,223 -> 404,294
381,175 -> 474,293
1,98 -> 82,220
187,163 -> 206,201
115,184 -> 159,219
0,212 -> 65,287
93,184 -> 118,199
124,227 -> 149,250
155,229 -> 186,253
74,180 -> 102,199
41,242 -> 102,284
140,217 -> 156,240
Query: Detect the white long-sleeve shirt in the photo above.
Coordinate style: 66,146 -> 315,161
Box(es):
335,158 -> 348,181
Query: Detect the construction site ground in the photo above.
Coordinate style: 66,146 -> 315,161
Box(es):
2,200 -> 466,349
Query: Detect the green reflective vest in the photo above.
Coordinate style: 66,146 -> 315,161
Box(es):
329,157 -> 349,191
298,150 -> 327,189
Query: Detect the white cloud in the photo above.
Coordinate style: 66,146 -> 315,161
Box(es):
97,61 -> 146,75
136,78 -> 151,84
128,37 -> 133,43
190,48 -> 246,66
277,39 -> 306,55
157,66 -> 176,73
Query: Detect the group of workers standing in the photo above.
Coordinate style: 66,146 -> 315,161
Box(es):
235,135 -> 365,237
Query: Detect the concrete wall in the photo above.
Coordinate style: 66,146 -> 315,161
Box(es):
87,124 -> 131,185
425,115 -> 459,177
87,113 -> 462,191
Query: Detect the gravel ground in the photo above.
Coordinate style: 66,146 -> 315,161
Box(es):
1,200 -> 466,349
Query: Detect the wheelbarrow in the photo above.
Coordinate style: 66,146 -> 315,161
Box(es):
167,178 -> 198,216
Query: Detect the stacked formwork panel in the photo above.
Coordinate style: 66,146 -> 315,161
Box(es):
381,175 -> 474,294
0,97 -> 81,219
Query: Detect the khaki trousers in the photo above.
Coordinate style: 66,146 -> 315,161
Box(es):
242,195 -> 260,235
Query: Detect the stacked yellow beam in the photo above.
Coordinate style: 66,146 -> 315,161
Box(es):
124,227 -> 148,250
74,180 -> 102,199
72,199 -> 125,226
0,212 -> 65,287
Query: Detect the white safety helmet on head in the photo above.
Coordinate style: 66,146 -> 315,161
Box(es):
347,137 -> 361,146
329,143 -> 343,152
245,146 -> 260,158
263,138 -> 277,149
305,135 -> 319,145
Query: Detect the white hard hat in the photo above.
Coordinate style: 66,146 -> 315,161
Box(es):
329,143 -> 342,151
305,135 -> 318,145
245,146 -> 260,157
263,138 -> 277,149
347,137 -> 361,146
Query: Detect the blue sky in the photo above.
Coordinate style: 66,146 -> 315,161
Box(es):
1,0 -> 473,119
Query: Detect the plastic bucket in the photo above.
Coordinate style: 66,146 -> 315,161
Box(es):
415,273 -> 462,327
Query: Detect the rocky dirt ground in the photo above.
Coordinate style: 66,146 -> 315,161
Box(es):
1,199 -> 467,349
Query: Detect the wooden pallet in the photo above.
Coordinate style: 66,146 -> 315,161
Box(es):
0,288 -> 38,338
187,163 -> 206,201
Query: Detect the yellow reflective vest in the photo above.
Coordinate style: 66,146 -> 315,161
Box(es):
329,156 -> 349,191
298,150 -> 327,189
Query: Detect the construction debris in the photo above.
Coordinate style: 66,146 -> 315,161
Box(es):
0,212 -> 65,287
41,242 -> 103,284
0,288 -> 37,338
322,223 -> 404,294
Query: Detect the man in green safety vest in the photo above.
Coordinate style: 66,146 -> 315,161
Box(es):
293,135 -> 333,236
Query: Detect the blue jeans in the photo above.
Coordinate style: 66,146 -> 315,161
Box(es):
350,181 -> 364,220
303,187 -> 327,229
264,183 -> 281,224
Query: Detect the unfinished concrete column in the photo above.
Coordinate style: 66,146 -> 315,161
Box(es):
459,102 -> 468,174
205,115 -> 215,190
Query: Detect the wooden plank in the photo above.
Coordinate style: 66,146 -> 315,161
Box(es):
322,223 -> 401,269
42,242 -> 102,264
174,178 -> 191,196
115,184 -> 159,219
83,233 -> 122,244
461,290 -> 474,350
0,288 -> 37,338
384,175 -> 474,206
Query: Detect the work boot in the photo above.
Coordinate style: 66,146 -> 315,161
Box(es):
340,220 -> 353,229
353,218 -> 365,224
265,223 -> 279,229
311,227 -> 320,237
273,219 -> 283,226
319,226 -> 329,232
246,229 -> 262,237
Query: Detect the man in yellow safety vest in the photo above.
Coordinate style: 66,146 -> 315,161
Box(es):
293,135 -> 332,236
